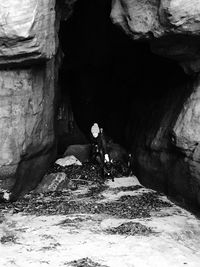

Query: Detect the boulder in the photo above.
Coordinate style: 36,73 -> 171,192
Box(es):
55,155 -> 82,167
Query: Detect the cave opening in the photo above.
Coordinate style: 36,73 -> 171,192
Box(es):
57,0 -> 190,160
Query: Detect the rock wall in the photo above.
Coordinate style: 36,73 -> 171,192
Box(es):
0,62 -> 55,186
111,0 -> 200,206
0,0 -> 59,198
111,0 -> 200,39
134,76 -> 200,207
1,0 -> 200,206
111,0 -> 200,73
0,0 -> 57,65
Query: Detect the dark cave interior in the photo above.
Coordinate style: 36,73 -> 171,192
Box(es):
57,0 -> 190,155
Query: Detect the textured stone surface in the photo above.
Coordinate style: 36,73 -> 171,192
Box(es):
109,0 -> 200,207
34,172 -> 68,193
0,0 -> 60,198
2,0 -> 200,208
173,76 -> 200,153
133,74 -> 200,207
0,59 -> 56,195
111,0 -> 200,72
0,0 -> 57,65
111,0 -> 200,39
55,155 -> 82,167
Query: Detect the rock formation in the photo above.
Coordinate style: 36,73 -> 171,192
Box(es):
111,0 -> 200,207
111,0 -> 200,73
0,0 -> 59,199
1,0 -> 200,207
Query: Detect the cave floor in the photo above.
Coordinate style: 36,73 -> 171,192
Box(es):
0,177 -> 200,267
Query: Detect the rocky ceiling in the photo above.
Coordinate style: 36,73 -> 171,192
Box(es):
111,0 -> 200,73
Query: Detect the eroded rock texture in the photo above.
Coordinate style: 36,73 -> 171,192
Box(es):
111,0 -> 200,73
0,0 -> 59,198
111,0 -> 200,39
112,0 -> 200,206
0,59 -> 57,197
0,0 -> 57,65
133,75 -> 200,207
1,0 -> 200,208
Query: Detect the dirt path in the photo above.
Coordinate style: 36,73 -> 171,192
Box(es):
0,177 -> 200,267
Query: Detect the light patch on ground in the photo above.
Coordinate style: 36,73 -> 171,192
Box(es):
0,176 -> 200,267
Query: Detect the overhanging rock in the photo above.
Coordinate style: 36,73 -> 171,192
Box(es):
0,0 -> 57,66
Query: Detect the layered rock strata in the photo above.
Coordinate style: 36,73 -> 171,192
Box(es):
0,0 -> 58,198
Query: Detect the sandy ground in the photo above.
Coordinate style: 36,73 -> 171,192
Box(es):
0,176 -> 200,267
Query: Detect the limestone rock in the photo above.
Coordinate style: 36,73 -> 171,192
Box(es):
111,0 -> 200,72
111,0 -> 200,39
159,0 -> 200,34
0,58 -> 56,193
111,0 -> 161,39
134,74 -> 200,206
173,75 -> 200,154
0,0 -> 57,65
34,172 -> 68,193
55,155 -> 82,167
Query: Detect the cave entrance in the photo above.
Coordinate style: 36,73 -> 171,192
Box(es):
57,0 -> 189,158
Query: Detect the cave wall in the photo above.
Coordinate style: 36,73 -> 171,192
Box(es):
0,62 -> 56,189
1,0 -> 200,207
111,0 -> 200,74
111,0 -> 200,207
0,0 -> 57,65
0,0 -> 59,197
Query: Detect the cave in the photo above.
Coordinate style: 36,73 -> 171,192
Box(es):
2,1 -> 200,264
56,0 -> 193,201
57,0 -> 189,150
1,0 -> 200,209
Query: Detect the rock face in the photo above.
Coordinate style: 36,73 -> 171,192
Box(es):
0,0 -> 57,66
131,69 -> 200,207
2,0 -> 200,208
111,0 -> 200,73
111,0 -> 200,39
110,0 -> 200,206
0,0 -> 59,198
0,59 -> 57,198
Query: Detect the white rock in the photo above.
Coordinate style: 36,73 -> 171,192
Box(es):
3,192 -> 11,201
55,155 -> 82,167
